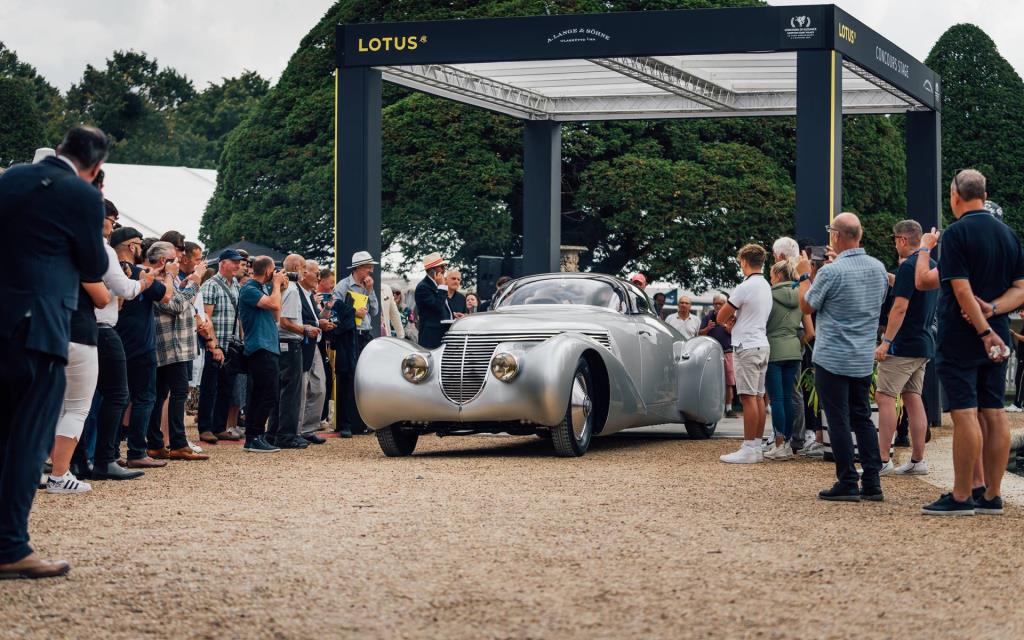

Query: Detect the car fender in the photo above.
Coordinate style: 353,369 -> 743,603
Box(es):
675,336 -> 725,425
354,338 -> 445,429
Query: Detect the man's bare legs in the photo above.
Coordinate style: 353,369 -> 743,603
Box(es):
876,392 -> 898,462
903,392 -> 927,462
949,408 -> 982,502
979,408 -> 1011,500
740,394 -> 766,441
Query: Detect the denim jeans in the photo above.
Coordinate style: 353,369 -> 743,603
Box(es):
197,350 -> 236,434
765,360 -> 800,441
148,361 -> 190,451
124,354 -> 157,460
815,365 -> 881,491
245,350 -> 279,438
92,327 -> 131,465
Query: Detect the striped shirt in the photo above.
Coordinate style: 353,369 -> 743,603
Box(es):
153,281 -> 200,367
804,248 -> 887,377
201,273 -> 239,346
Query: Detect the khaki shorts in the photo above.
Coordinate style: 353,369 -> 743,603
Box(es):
876,356 -> 929,397
734,346 -> 769,396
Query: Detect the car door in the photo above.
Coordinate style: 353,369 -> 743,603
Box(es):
625,284 -> 677,406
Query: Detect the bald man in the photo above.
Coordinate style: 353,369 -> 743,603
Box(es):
796,212 -> 888,502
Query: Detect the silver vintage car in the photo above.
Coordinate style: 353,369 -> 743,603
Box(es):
354,273 -> 724,457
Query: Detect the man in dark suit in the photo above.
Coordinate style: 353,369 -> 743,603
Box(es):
0,127 -> 110,579
415,252 -> 451,349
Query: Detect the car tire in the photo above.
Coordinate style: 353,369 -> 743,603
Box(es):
376,426 -> 418,456
535,430 -> 552,440
550,358 -> 595,457
684,420 -> 717,439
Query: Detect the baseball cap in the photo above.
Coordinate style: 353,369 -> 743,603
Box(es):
629,273 -> 648,288
109,227 -> 143,247
218,249 -> 245,262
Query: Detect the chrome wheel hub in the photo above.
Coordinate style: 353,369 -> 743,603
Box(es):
570,373 -> 593,440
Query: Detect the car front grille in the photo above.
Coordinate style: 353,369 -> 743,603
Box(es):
439,331 -> 612,405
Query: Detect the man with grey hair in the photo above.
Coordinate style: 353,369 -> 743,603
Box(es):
667,295 -> 699,340
916,169 -> 1024,515
298,259 -> 333,442
874,220 -> 937,476
796,212 -> 888,501
773,236 -> 800,262
268,254 -> 318,449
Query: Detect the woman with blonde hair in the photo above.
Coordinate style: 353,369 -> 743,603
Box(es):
763,259 -> 805,460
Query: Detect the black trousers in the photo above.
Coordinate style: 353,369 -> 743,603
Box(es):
0,327 -> 66,564
816,366 -> 882,491
245,350 -> 279,438
148,361 -> 190,451
321,352 -> 333,422
88,326 -> 130,466
337,333 -> 371,433
197,350 -> 235,433
124,354 -> 157,461
267,342 -> 303,440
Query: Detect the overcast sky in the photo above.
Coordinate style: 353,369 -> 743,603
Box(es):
1,1 -> 1021,92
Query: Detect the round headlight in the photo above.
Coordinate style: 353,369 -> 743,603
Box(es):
490,352 -> 519,382
401,353 -> 429,383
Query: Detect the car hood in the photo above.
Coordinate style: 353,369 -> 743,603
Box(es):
450,305 -> 620,334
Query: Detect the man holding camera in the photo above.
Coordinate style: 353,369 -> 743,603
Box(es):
416,252 -> 452,350
268,254 -> 318,449
238,256 -> 290,453
331,251 -> 379,436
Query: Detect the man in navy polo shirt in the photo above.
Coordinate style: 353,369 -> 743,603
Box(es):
917,169 -> 1024,516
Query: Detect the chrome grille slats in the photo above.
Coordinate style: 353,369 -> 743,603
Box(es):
439,330 -> 612,405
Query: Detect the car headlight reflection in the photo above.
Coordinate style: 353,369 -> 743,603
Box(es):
490,352 -> 519,382
401,353 -> 430,383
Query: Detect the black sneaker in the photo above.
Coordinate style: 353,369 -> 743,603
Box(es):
922,493 -> 975,516
860,486 -> 884,502
819,483 -> 861,502
974,495 -> 1004,515
277,436 -> 309,449
303,434 -> 327,445
972,486 -> 987,503
893,434 -> 911,448
244,436 -> 280,453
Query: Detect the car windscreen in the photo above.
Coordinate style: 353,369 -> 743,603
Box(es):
496,279 -> 625,312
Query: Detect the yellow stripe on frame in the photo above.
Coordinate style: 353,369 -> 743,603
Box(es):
829,50 -> 836,223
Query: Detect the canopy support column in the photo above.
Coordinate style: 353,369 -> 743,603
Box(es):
335,66 -> 382,299
906,109 -> 943,426
795,50 -> 843,243
522,120 -> 562,275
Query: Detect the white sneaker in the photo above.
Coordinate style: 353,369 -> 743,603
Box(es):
1006,404 -> 1023,413
188,440 -> 204,454
800,442 -> 825,458
720,444 -> 764,464
765,442 -> 794,460
894,459 -> 929,475
46,472 -> 92,494
879,459 -> 895,476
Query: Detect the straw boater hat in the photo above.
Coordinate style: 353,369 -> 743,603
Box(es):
422,252 -> 447,270
348,250 -> 379,270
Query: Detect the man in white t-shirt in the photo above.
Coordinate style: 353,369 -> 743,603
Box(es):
715,244 -> 773,463
666,295 -> 700,339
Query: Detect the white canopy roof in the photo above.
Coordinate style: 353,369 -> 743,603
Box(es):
101,163 -> 216,248
377,52 -> 923,121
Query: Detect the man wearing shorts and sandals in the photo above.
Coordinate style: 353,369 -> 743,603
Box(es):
717,244 -> 773,464
874,220 -> 937,476
700,294 -> 737,418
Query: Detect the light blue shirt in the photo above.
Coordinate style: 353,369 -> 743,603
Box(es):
804,248 -> 887,378
332,274 -> 379,333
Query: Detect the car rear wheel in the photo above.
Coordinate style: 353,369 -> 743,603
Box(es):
684,420 -> 717,439
376,426 -> 419,456
550,358 -> 595,457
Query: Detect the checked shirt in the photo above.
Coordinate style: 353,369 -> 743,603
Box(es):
200,273 -> 240,346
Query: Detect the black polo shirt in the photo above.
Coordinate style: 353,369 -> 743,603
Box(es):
888,252 -> 938,359
937,210 -> 1024,361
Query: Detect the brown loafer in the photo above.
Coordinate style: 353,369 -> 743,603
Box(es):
0,552 -> 70,580
168,447 -> 210,461
214,430 -> 242,441
199,431 -> 219,444
147,448 -> 170,460
124,456 -> 167,469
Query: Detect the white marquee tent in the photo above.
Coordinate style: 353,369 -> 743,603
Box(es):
101,163 -> 216,248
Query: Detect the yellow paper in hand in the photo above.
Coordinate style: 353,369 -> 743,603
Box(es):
350,291 -> 369,326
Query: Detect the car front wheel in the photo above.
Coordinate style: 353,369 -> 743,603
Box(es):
376,426 -> 419,456
550,358 -> 595,457
684,420 -> 717,439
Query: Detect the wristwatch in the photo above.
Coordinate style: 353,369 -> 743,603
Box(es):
798,273 -> 811,283
978,327 -> 993,338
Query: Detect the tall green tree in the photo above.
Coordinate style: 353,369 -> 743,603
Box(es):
926,24 -> 1024,234
0,42 -> 65,145
0,76 -> 45,167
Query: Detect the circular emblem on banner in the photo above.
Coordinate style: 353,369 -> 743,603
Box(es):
790,16 -> 811,29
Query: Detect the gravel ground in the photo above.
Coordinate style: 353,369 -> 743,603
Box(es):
5,422 -> 1024,639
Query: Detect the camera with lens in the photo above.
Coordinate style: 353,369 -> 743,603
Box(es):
286,272 -> 300,282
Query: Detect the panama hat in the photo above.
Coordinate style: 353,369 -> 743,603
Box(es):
348,250 -> 379,270
422,252 -> 447,270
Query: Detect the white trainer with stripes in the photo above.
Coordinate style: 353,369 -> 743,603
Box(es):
45,472 -> 92,494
